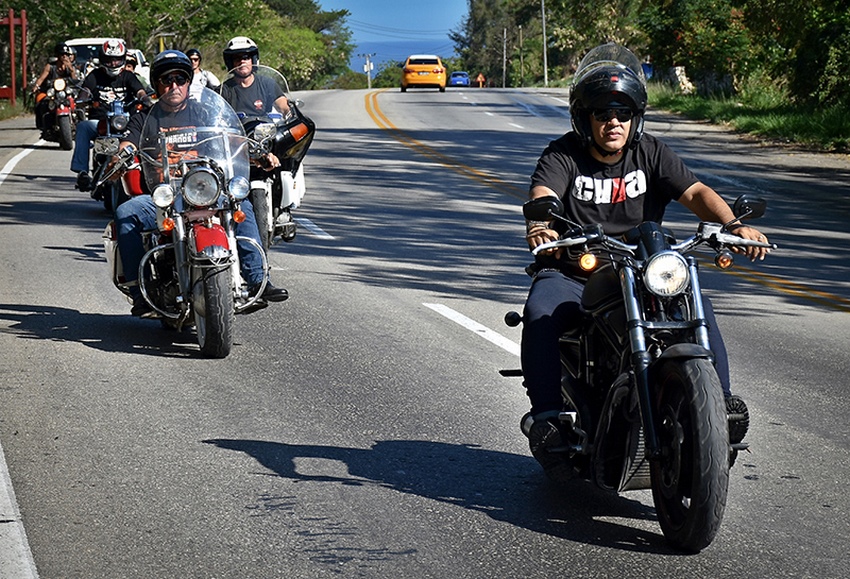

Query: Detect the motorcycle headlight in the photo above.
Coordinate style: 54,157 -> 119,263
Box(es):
643,251 -> 690,297
253,122 -> 277,141
182,167 -> 221,207
110,114 -> 129,132
229,175 -> 250,200
152,184 -> 175,208
52,78 -> 66,91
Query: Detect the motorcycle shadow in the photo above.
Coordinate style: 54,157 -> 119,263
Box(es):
0,302 -> 202,358
204,438 -> 681,555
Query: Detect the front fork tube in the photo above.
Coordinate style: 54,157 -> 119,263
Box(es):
686,256 -> 711,350
620,266 -> 661,458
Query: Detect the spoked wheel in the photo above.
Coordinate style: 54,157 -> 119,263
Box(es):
193,267 -> 234,358
650,358 -> 729,552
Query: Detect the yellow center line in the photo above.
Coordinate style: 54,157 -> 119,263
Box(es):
365,90 -> 526,198
364,89 -> 850,314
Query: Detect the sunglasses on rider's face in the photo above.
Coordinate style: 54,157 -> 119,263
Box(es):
592,108 -> 634,123
158,73 -> 190,87
235,53 -> 253,62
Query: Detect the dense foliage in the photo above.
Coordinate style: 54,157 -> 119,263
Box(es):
3,0 -> 353,90
451,0 -> 850,107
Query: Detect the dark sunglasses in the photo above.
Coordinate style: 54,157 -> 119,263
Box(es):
158,73 -> 190,87
592,108 -> 634,123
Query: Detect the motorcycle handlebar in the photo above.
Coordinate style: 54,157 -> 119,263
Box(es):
531,222 -> 777,257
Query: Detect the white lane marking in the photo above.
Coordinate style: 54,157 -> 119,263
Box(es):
0,437 -> 39,578
0,140 -> 42,578
424,303 -> 520,357
509,123 -> 525,129
294,217 -> 334,239
0,140 -> 45,188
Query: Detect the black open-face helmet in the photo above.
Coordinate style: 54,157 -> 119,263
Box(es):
569,43 -> 648,150
150,50 -> 193,87
54,42 -> 73,58
222,36 -> 259,73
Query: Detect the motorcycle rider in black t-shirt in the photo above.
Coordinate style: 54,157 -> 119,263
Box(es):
521,43 -> 770,478
218,36 -> 292,150
71,39 -> 152,192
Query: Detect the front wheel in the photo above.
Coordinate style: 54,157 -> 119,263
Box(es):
251,188 -> 272,251
193,267 -> 234,358
650,358 -> 729,553
58,115 -> 73,150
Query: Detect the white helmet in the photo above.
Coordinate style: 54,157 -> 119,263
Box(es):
223,36 -> 259,72
100,39 -> 127,77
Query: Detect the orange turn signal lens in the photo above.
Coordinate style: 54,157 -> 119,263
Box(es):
233,210 -> 246,224
290,123 -> 308,142
579,253 -> 598,271
715,251 -> 734,270
161,217 -> 175,232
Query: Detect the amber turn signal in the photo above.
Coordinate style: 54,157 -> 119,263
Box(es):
715,250 -> 734,270
579,253 -> 598,271
233,210 -> 246,224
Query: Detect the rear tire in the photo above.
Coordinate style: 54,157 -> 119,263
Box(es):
650,358 -> 729,552
194,267 -> 234,358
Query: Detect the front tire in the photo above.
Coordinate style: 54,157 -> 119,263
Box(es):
251,188 -> 271,251
194,267 -> 234,358
650,358 -> 729,552
58,115 -> 73,150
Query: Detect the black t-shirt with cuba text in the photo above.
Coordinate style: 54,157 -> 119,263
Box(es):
530,131 -> 699,237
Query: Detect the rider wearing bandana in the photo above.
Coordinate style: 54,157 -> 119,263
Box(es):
520,43 -> 769,480
114,50 -> 288,318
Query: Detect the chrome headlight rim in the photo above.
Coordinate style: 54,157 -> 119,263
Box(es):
152,184 -> 175,208
110,114 -> 129,133
182,166 -> 221,207
643,251 -> 690,297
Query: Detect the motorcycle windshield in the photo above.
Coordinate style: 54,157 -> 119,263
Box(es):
221,64 -> 291,126
139,87 -> 250,193
572,43 -> 646,88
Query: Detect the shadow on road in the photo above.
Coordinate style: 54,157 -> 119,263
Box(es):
0,302 -> 205,358
204,437 -> 688,556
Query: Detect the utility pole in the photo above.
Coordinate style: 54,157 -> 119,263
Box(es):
541,0 -> 548,87
502,27 -> 507,88
358,53 -> 375,89
519,25 -> 524,87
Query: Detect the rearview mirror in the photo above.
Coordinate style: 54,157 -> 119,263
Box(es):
732,194 -> 767,220
523,196 -> 564,221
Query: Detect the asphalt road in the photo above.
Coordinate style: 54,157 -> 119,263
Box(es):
1,87 -> 849,578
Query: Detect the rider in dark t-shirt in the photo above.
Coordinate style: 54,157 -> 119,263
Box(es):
520,44 -> 770,480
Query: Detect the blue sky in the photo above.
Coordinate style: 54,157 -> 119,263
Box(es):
319,0 -> 468,70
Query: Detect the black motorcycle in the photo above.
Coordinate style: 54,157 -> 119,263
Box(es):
504,194 -> 775,552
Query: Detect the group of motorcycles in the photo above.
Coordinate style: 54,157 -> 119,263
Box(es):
35,61 -> 314,359
35,46 -> 777,553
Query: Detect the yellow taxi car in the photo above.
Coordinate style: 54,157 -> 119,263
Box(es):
401,54 -> 446,92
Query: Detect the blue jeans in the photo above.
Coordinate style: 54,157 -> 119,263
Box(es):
520,269 -> 732,416
70,119 -> 98,173
115,195 -> 266,299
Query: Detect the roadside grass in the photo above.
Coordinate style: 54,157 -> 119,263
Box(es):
647,82 -> 850,153
0,101 -> 26,122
